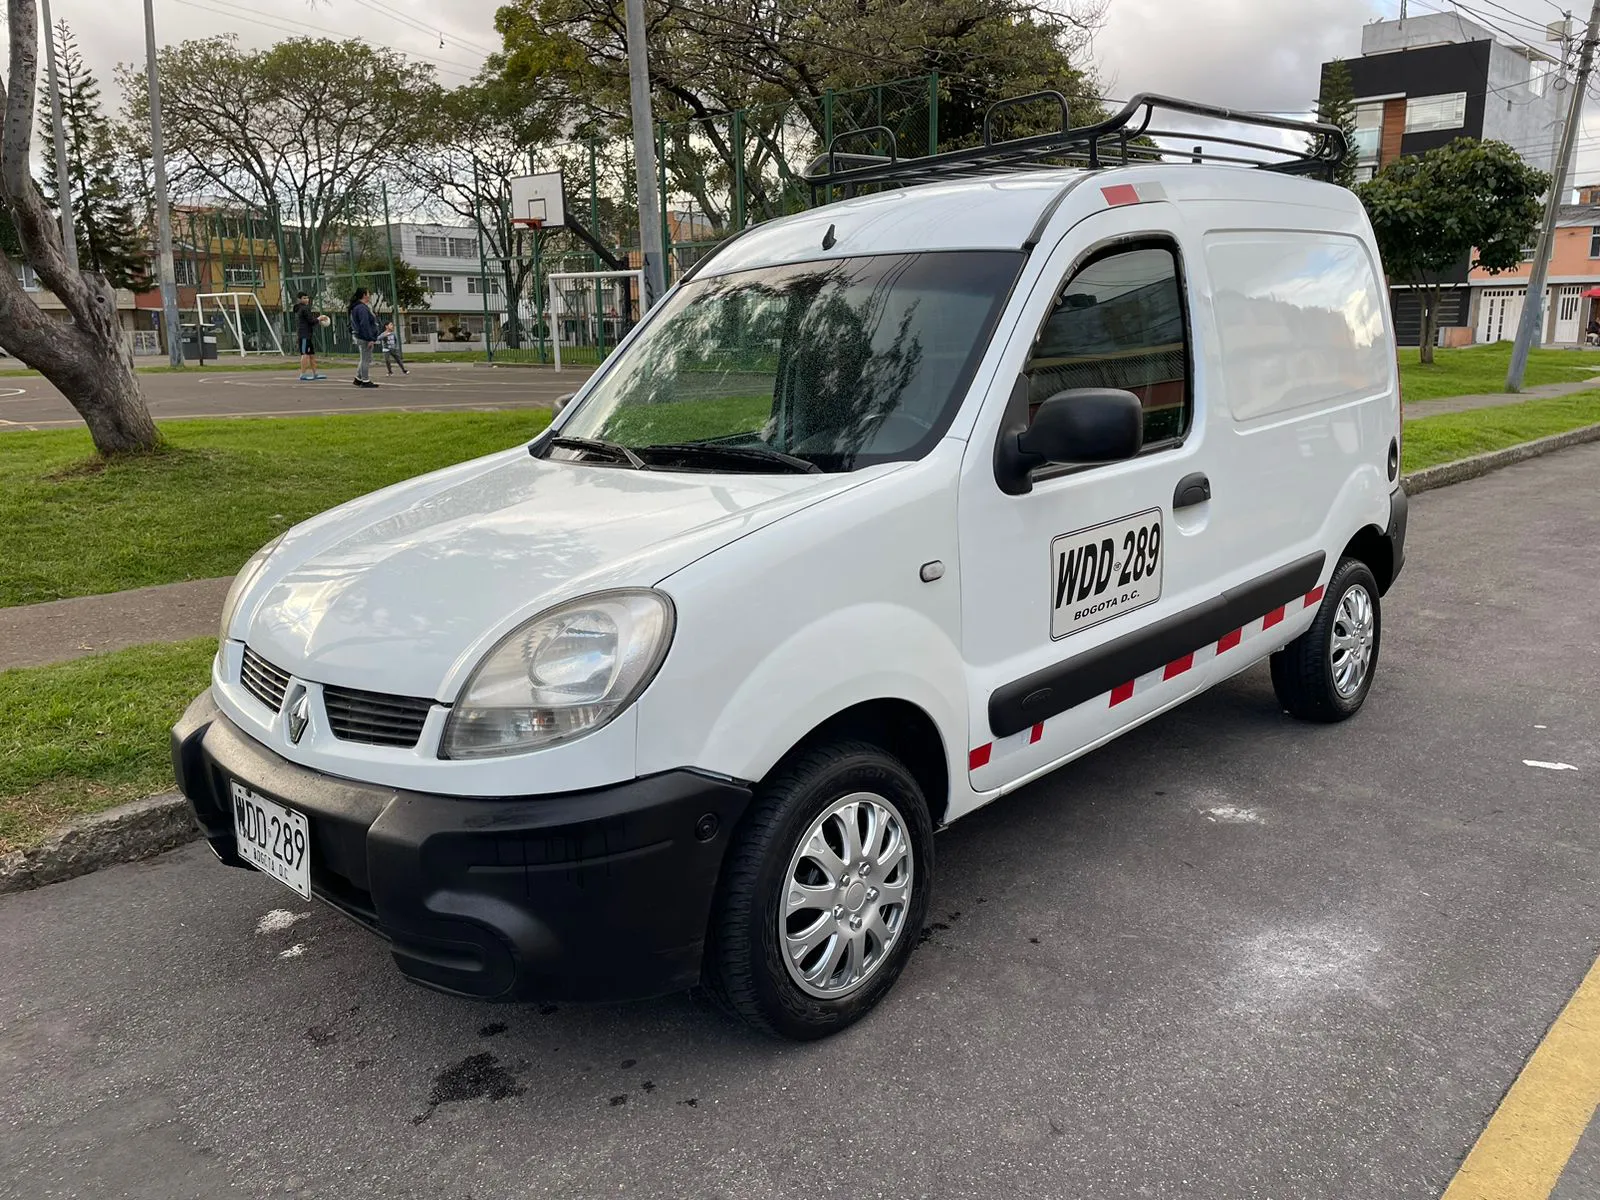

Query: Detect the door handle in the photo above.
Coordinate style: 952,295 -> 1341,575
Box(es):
1173,472 -> 1210,509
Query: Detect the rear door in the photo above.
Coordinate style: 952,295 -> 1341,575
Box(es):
956,201 -> 1223,802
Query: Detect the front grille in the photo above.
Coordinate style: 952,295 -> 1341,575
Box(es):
240,646 -> 291,713
322,685 -> 433,749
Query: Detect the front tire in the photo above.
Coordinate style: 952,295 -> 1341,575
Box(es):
1270,557 -> 1382,722
704,741 -> 934,1040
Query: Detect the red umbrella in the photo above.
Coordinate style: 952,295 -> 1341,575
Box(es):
1584,287 -> 1600,298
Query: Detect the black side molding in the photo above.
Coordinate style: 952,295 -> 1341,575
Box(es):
988,552 -> 1326,738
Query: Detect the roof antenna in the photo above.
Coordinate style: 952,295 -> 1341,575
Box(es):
822,222 -> 837,250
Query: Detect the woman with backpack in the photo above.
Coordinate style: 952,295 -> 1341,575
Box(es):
348,288 -> 381,388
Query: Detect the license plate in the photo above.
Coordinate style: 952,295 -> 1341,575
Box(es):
230,780 -> 311,900
1050,507 -> 1165,639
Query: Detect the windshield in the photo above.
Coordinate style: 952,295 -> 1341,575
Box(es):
548,251 -> 1022,473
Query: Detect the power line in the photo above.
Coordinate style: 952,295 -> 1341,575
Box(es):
166,0 -> 485,79
342,0 -> 500,59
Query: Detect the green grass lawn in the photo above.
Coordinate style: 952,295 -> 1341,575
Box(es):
0,638 -> 215,854
1399,344 -> 1600,403
1401,390 -> 1600,472
0,410 -> 551,608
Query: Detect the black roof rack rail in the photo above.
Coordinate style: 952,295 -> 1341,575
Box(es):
803,92 -> 1347,199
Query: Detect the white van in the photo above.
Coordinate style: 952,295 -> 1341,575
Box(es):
173,97 -> 1406,1039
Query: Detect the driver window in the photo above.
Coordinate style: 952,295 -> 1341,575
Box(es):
1024,243 -> 1192,446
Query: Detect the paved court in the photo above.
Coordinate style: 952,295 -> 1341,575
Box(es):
0,362 -> 595,431
2,445 -> 1597,1198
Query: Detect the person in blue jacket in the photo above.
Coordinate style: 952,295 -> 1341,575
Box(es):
348,288 -> 381,388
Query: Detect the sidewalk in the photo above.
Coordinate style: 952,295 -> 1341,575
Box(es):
0,577 -> 230,671
1406,374 -> 1600,415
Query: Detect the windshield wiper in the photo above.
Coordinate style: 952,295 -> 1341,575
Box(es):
546,436 -> 649,470
638,441 -> 823,475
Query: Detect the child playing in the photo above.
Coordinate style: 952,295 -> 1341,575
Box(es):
378,322 -> 408,376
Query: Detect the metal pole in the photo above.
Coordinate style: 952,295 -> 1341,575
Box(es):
928,70 -> 939,155
658,121 -> 671,284
1508,0 -> 1600,390
144,0 -> 183,365
381,182 -> 399,348
590,137 -> 603,359
624,0 -> 667,307
473,158 -> 494,361
533,230 -> 546,363
733,109 -> 746,231
40,1 -> 78,273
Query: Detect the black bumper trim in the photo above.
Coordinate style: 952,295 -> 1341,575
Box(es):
1385,485 -> 1408,592
171,691 -> 752,1002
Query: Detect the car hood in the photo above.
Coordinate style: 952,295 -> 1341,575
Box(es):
238,446 -> 881,699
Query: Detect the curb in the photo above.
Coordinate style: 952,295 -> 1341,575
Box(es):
6,424 -> 1600,898
0,792 -> 199,896
1402,421 -> 1600,496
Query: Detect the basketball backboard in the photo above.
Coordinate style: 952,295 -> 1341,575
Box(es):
510,171 -> 566,229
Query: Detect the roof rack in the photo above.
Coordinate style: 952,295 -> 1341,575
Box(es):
803,92 -> 1348,198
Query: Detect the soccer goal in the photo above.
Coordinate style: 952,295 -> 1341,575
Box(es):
544,269 -> 646,371
197,292 -> 285,357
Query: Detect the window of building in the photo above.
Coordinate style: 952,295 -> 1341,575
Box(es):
174,259 -> 199,286
1589,227 -> 1600,258
223,264 -> 263,288
1025,243 -> 1191,447
415,234 -> 449,257
447,237 -> 477,258
466,275 -> 502,295
1352,102 -> 1383,166
1404,92 -> 1467,134
408,314 -> 439,340
12,263 -> 38,290
420,273 -> 453,294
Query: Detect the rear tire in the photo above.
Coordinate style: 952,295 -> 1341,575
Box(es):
704,740 -> 934,1040
1271,557 -> 1382,723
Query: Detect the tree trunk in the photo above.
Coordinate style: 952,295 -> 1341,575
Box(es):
1419,288 -> 1439,365
0,0 -> 157,454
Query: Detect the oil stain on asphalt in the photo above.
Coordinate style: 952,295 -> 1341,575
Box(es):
413,1052 -> 525,1125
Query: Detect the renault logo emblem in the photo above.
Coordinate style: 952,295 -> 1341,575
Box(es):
286,686 -> 311,745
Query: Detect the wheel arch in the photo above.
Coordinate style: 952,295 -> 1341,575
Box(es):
1340,524 -> 1395,595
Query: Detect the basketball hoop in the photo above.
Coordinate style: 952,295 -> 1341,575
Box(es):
512,217 -> 544,231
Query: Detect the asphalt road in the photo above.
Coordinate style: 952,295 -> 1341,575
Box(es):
0,362 -> 594,430
3,446 -> 1598,1200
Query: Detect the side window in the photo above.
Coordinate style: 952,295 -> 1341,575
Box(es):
1025,243 -> 1191,446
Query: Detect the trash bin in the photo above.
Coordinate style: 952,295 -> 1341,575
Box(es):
180,327 -> 218,362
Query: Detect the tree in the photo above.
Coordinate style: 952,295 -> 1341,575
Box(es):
492,0 -> 1107,231
1314,58 -> 1359,189
118,37 -> 432,310
0,0 -> 157,453
39,21 -> 148,289
1359,139 -> 1549,363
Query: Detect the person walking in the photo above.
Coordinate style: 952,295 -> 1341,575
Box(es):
378,321 -> 409,375
348,288 -> 380,388
293,292 -> 326,381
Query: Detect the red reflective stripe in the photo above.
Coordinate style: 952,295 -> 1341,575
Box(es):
1109,680 -> 1136,706
1163,653 -> 1194,680
1029,723 -> 1044,744
969,744 -> 992,770
1217,628 -> 1242,654
1101,184 -> 1139,207
1305,586 -> 1325,607
1263,606 -> 1286,629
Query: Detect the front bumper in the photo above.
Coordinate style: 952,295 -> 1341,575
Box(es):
171,690 -> 751,1002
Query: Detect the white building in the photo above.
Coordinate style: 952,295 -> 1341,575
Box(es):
381,222 -> 509,348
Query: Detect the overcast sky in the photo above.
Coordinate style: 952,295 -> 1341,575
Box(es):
48,0 -> 1600,183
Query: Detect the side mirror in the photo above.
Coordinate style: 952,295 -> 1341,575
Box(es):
553,393 -> 576,415
996,386 -> 1144,494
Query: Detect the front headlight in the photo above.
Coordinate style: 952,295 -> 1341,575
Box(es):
441,589 -> 674,759
218,533 -> 285,650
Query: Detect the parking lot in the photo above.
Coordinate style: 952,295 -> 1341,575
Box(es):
0,361 -> 593,430
2,446 -> 1596,1200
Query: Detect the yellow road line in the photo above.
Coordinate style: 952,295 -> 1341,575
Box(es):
1442,953 -> 1600,1199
